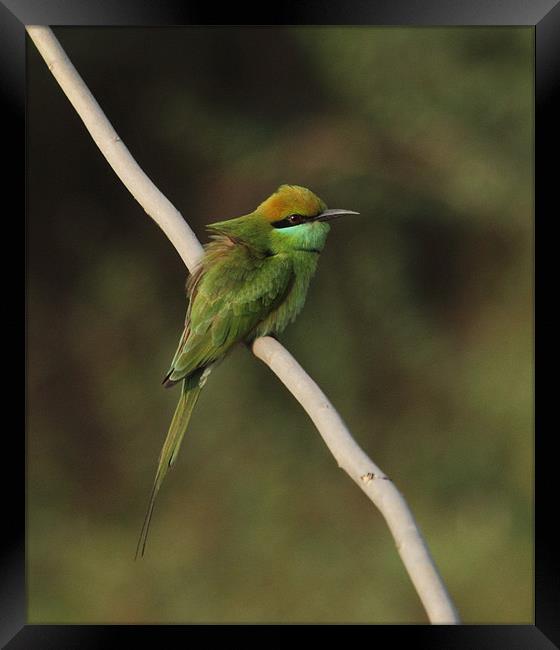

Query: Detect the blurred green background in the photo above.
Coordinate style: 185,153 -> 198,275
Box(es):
27,27 -> 533,623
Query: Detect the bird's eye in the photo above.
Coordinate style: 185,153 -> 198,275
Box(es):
272,213 -> 307,229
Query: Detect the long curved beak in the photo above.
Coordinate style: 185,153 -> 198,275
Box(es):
315,208 -> 360,222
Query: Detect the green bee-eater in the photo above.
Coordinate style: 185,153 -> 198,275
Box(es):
136,184 -> 358,557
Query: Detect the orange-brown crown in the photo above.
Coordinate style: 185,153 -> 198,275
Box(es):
256,185 -> 327,223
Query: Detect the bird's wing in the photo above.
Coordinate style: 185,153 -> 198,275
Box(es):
165,243 -> 293,384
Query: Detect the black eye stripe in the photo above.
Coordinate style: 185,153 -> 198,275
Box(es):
272,214 -> 308,229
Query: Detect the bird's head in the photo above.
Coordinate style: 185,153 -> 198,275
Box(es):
208,185 -> 358,254
259,185 -> 358,254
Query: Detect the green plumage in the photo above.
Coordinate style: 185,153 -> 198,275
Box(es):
136,185 -> 357,557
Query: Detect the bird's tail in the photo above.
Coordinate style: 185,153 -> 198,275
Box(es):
135,367 -> 210,559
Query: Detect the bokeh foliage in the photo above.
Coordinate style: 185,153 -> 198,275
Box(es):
27,26 -> 533,623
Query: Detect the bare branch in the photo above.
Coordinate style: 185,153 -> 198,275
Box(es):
26,25 -> 203,272
252,336 -> 459,623
27,25 -> 460,624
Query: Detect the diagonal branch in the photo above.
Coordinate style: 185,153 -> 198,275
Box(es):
27,25 -> 460,624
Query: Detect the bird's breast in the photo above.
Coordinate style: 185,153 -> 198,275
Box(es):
251,250 -> 320,340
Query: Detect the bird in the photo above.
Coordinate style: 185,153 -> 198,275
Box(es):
136,184 -> 358,558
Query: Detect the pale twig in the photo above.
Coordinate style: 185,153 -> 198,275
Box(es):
27,25 -> 460,624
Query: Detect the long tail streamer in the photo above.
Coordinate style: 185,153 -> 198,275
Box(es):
135,371 -> 205,559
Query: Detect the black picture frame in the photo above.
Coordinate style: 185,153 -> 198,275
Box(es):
7,0 -> 555,646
